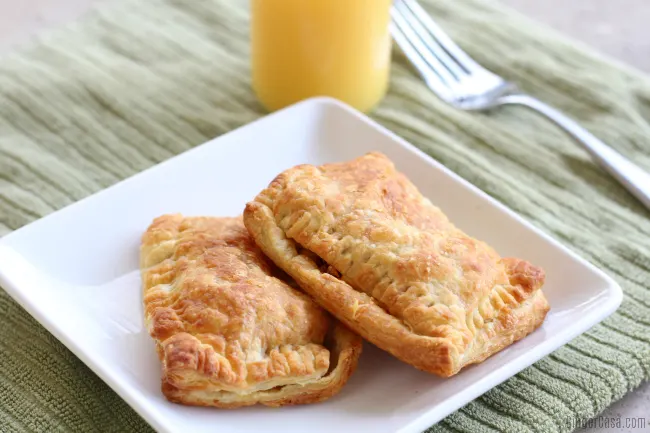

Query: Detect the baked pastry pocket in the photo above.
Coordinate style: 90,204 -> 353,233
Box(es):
141,215 -> 361,408
244,152 -> 549,377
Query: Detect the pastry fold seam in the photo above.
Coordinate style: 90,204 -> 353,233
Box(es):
142,214 -> 362,407
243,152 -> 549,377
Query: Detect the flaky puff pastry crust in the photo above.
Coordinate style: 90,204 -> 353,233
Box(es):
141,215 -> 361,408
244,152 -> 549,377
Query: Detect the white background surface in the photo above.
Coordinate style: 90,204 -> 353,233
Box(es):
0,1 -> 647,432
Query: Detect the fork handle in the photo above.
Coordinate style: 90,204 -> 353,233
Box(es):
500,94 -> 650,210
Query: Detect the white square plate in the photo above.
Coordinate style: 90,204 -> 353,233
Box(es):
0,97 -> 622,433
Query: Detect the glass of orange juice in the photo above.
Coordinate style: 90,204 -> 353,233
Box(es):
251,0 -> 392,113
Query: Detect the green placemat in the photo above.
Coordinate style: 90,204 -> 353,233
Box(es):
1,0 -> 649,431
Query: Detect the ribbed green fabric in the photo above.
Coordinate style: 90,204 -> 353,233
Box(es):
0,0 -> 648,431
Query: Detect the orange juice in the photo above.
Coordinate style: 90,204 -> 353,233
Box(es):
251,0 -> 392,112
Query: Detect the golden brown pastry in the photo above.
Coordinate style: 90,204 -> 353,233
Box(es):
141,215 -> 361,408
244,152 -> 549,377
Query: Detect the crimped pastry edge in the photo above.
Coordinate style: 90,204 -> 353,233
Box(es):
244,200 -> 549,377
161,321 -> 362,408
142,214 -> 363,408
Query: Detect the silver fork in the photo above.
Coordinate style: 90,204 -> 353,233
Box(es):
391,0 -> 650,210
